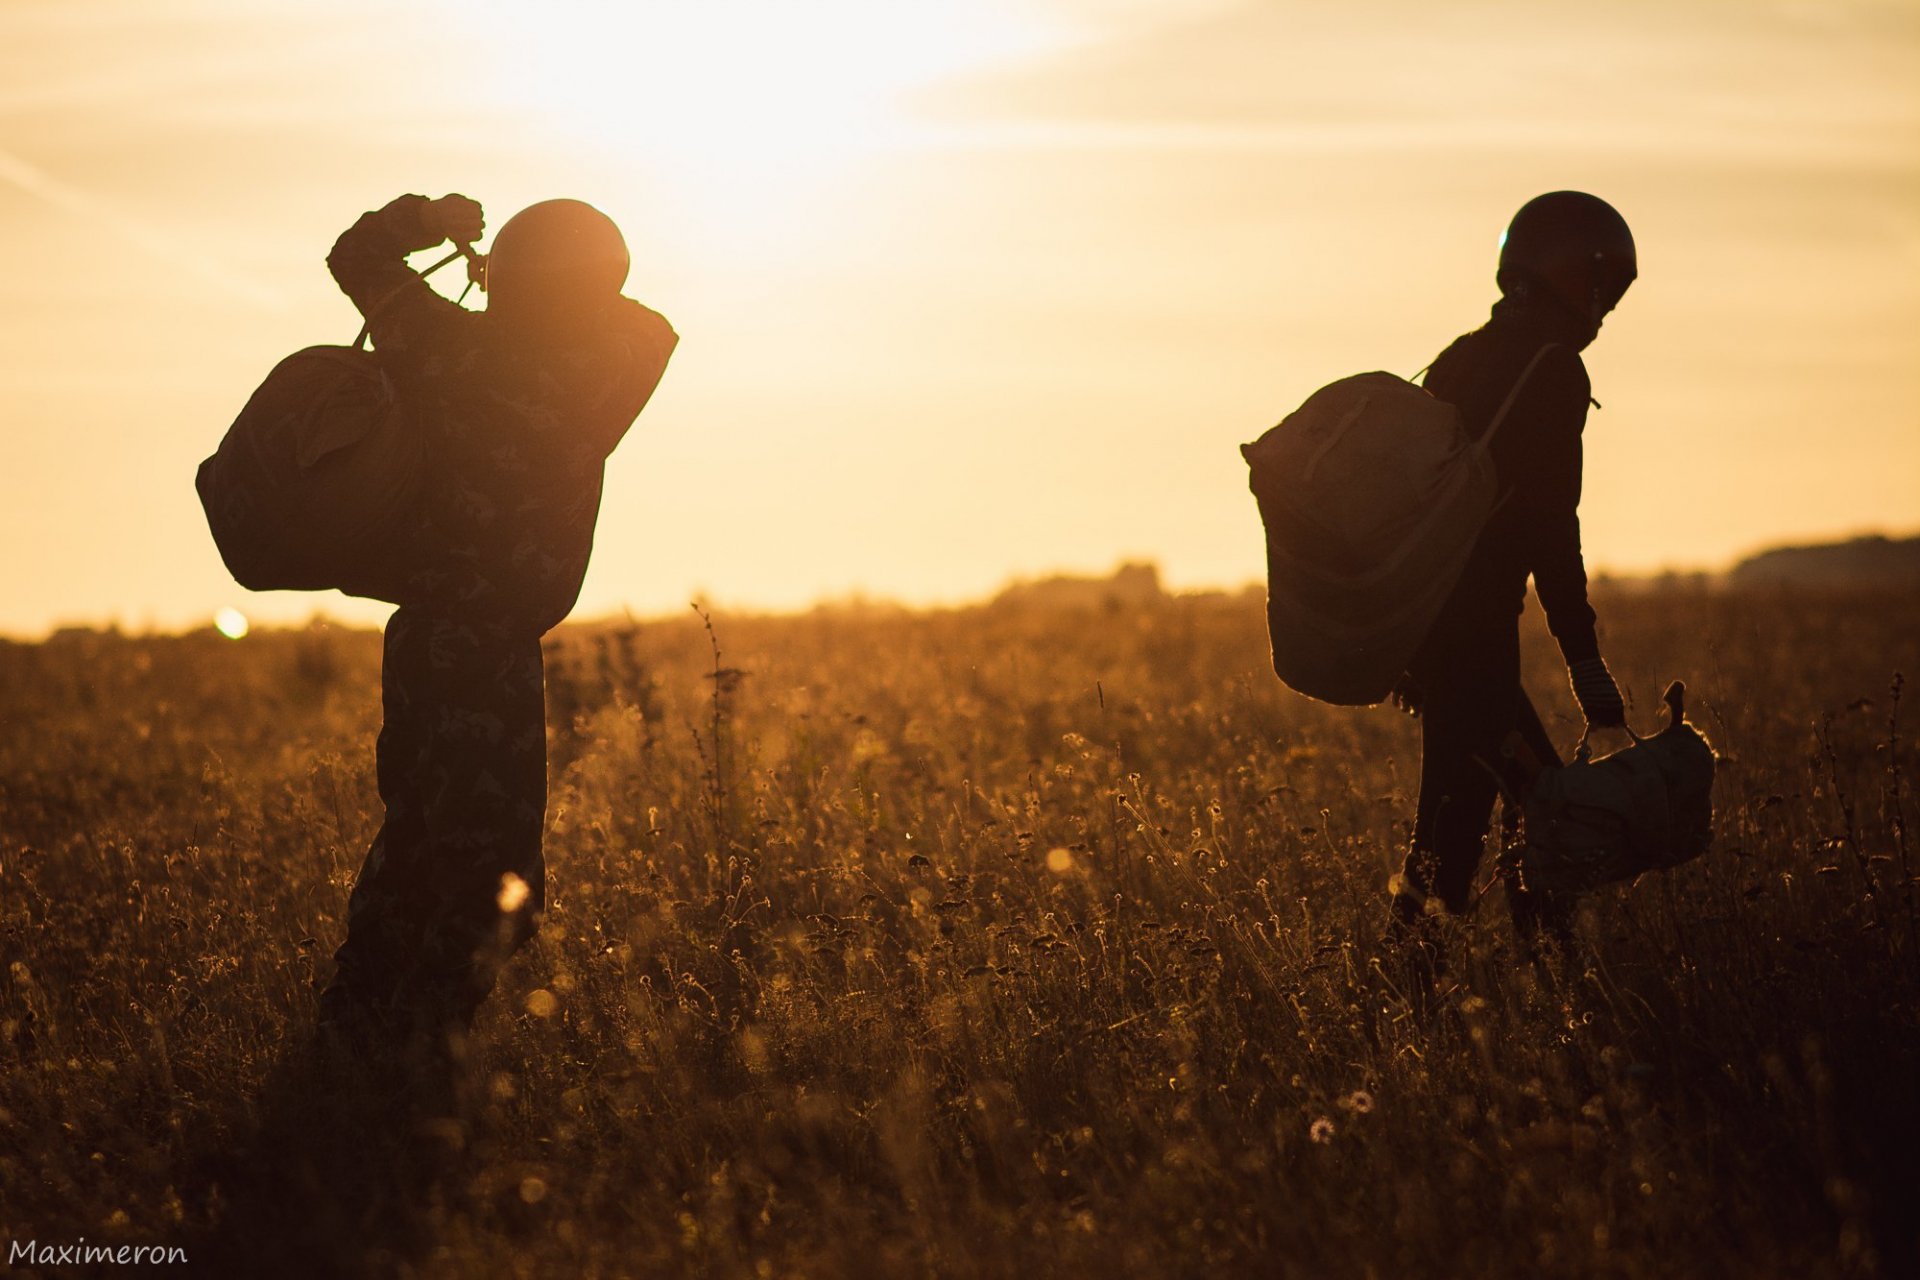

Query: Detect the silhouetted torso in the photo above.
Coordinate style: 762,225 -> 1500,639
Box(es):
1421,293 -> 1599,664
328,197 -> 675,634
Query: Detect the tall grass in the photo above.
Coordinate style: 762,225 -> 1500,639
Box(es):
1,583 -> 1914,1277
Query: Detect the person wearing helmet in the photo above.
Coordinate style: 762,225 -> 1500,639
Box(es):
316,193 -> 677,1080
1388,191 -> 1636,946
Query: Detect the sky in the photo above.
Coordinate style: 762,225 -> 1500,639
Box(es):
1,0 -> 1916,637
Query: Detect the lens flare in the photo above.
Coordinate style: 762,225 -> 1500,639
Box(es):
214,608 -> 250,640
497,871 -> 532,913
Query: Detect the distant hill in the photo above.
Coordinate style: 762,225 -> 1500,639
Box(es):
992,561 -> 1165,610
1729,534 -> 1920,589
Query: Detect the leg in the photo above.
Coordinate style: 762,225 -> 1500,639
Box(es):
396,617 -> 547,1022
323,610 -> 547,1036
1408,710 -> 1505,914
1503,685 -> 1576,945
323,608 -> 436,1022
1395,620 -> 1522,920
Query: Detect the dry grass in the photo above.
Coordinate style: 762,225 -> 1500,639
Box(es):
1,582 -> 1915,1278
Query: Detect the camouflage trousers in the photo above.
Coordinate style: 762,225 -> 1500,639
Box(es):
324,607 -> 546,1030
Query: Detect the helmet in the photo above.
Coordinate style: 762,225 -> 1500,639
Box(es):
484,199 -> 629,318
1497,191 -> 1636,323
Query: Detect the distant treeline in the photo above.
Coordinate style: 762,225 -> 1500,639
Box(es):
1728,534 -> 1920,589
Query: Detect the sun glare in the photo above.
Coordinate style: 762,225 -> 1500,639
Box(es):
455,0 -> 1059,222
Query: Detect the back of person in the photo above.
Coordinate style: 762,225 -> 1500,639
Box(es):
317,193 -> 677,1083
1419,294 -> 1598,664
383,297 -> 675,631
328,194 -> 676,633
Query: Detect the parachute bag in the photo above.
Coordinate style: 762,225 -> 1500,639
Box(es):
195,246 -> 475,603
1505,681 -> 1718,896
1243,346 -> 1559,706
195,344 -> 420,600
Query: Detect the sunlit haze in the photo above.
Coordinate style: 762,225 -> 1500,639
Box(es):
2,0 -> 1915,635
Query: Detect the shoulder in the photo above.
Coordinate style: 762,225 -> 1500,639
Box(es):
385,301 -> 485,369
1519,342 -> 1591,430
1423,332 -> 1476,389
609,298 -> 678,363
1530,341 -> 1589,396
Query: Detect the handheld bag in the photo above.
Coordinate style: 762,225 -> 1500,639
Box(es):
195,342 -> 419,601
1506,681 -> 1718,896
195,247 -> 474,603
1243,347 -> 1558,705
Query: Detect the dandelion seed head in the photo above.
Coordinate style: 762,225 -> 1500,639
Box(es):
525,988 -> 558,1018
1046,847 -> 1073,874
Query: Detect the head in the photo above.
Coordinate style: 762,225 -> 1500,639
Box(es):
1497,191 -> 1636,339
483,198 -> 629,329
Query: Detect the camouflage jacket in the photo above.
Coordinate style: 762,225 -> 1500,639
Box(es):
328,194 -> 677,634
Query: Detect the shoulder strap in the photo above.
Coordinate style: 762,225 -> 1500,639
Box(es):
1480,342 -> 1563,448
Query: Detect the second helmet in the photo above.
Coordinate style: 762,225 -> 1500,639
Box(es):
1498,191 -> 1636,323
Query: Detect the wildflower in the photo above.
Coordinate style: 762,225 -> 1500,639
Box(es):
1343,1090 -> 1374,1114
1309,1117 -> 1336,1144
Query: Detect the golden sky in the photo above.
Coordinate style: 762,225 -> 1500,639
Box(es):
2,0 -> 1916,635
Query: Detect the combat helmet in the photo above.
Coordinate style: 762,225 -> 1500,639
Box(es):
485,198 -> 629,319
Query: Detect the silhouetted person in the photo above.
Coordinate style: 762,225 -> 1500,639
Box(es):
317,193 -> 676,1075
1389,191 -> 1635,940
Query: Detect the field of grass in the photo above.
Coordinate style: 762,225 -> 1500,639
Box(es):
2,582 -> 1916,1278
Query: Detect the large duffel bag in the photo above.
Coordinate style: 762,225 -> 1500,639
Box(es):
1242,345 -> 1559,706
195,247 -> 474,603
195,340 -> 420,601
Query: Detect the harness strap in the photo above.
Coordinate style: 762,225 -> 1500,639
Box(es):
353,244 -> 480,350
1479,342 -> 1562,449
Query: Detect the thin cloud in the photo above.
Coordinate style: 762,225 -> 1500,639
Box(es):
907,115 -> 1914,170
0,147 -> 285,310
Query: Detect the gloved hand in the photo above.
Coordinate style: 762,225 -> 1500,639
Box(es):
1567,656 -> 1627,729
425,193 -> 485,249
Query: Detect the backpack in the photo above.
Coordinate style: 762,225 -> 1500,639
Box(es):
1505,681 -> 1718,896
195,248 -> 472,603
1242,345 -> 1559,705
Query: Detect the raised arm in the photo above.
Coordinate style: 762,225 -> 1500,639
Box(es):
326,193 -> 483,351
